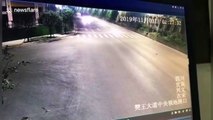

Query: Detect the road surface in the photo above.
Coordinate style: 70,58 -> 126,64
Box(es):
0,17 -> 191,120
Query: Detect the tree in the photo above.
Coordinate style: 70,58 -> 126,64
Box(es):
61,10 -> 74,34
100,9 -> 107,18
180,17 -> 186,40
92,9 -> 99,16
105,10 -> 112,20
110,10 -> 119,22
40,11 -> 62,37
13,12 -> 35,42
158,16 -> 170,36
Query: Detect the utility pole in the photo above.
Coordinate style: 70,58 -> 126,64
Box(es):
210,0 -> 213,119
6,0 -> 13,28
35,3 -> 39,26
0,0 -> 3,105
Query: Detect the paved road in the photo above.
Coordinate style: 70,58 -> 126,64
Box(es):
0,17 -> 191,120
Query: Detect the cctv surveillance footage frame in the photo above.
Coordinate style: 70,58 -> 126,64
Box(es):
1,0 -> 192,120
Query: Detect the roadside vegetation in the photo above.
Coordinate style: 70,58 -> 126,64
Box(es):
3,7 -> 75,42
3,5 -> 187,53
1,46 -> 30,104
76,7 -> 187,53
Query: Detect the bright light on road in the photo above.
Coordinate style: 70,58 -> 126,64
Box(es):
111,29 -> 123,35
55,5 -> 63,10
96,20 -> 108,27
81,16 -> 95,25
